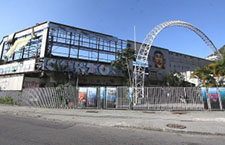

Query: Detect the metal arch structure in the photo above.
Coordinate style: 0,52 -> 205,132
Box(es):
134,20 -> 222,100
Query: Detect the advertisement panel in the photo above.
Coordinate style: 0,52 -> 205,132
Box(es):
106,87 -> 116,108
100,87 -> 105,108
87,87 -> 97,107
78,88 -> 87,107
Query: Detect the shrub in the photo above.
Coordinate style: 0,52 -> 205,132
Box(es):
0,95 -> 14,105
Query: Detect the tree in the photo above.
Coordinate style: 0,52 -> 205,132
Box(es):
191,66 -> 216,87
208,62 -> 224,86
207,52 -> 225,86
163,71 -> 194,87
111,48 -> 135,87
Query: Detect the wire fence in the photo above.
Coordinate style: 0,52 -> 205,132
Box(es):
0,86 -> 223,111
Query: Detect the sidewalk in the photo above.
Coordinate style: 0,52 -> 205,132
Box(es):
0,104 -> 225,136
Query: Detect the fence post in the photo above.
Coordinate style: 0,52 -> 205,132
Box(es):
147,87 -> 149,110
217,88 -> 223,111
105,87 -> 107,109
206,88 -> 211,111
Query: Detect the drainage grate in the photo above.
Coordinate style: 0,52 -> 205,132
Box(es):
171,111 -> 188,115
86,110 -> 99,113
166,124 -> 186,129
143,111 -> 155,114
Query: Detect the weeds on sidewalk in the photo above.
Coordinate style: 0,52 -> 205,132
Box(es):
0,95 -> 19,105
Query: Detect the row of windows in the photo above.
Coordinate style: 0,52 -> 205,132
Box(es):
48,27 -> 127,63
1,34 -> 42,63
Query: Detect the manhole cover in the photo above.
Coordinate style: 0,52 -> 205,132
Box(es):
166,124 -> 186,129
171,111 -> 188,115
143,111 -> 155,114
86,110 -> 98,113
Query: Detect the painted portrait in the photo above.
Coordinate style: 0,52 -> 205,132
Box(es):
153,51 -> 165,69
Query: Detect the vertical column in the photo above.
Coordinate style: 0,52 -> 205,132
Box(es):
40,28 -> 49,58
0,38 -> 6,60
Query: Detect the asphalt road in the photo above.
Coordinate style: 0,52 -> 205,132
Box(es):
0,114 -> 225,145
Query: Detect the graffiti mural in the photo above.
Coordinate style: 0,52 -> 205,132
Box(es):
0,59 -> 36,75
201,87 -> 225,110
153,51 -> 165,69
43,58 -> 123,76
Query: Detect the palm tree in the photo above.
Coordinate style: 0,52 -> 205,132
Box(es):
191,66 -> 215,87
111,48 -> 135,87
208,53 -> 225,86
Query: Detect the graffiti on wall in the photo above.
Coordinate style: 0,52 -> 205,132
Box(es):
201,87 -> 225,109
44,58 -> 123,76
0,59 -> 36,75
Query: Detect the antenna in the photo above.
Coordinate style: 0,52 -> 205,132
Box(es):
133,25 -> 137,105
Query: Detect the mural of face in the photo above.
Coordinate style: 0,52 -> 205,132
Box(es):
153,51 -> 165,69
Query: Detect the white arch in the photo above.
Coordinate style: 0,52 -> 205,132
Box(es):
134,20 -> 222,99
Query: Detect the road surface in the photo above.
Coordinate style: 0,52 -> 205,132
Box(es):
0,114 -> 224,145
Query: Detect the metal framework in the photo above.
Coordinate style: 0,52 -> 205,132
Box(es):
134,20 -> 222,99
47,22 -> 126,63
0,22 -> 127,64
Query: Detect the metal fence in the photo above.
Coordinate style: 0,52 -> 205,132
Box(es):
0,86 -> 214,111
133,87 -> 204,110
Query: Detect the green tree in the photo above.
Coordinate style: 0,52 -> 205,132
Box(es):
111,48 -> 135,87
191,66 -> 216,87
208,62 -> 224,86
163,71 -> 193,87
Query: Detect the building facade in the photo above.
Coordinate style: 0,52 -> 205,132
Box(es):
127,41 -> 211,86
0,22 -> 211,90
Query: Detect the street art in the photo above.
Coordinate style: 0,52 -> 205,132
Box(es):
153,51 -> 165,69
201,87 -> 225,109
208,88 -> 219,102
0,59 -> 36,75
44,58 -> 122,76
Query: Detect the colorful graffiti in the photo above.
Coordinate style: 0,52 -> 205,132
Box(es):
44,58 -> 122,76
201,87 -> 225,109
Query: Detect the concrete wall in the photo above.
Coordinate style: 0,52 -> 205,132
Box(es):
127,40 -> 211,84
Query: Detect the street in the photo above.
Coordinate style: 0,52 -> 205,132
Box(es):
0,114 -> 225,145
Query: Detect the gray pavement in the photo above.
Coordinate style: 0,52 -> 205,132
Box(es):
0,104 -> 225,136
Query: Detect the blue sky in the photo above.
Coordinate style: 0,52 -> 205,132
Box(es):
0,0 -> 225,58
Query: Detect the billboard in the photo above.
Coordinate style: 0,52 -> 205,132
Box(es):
106,87 -> 116,108
87,87 -> 97,107
78,88 -> 87,106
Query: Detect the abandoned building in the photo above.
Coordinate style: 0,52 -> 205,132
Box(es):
0,21 -> 211,90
